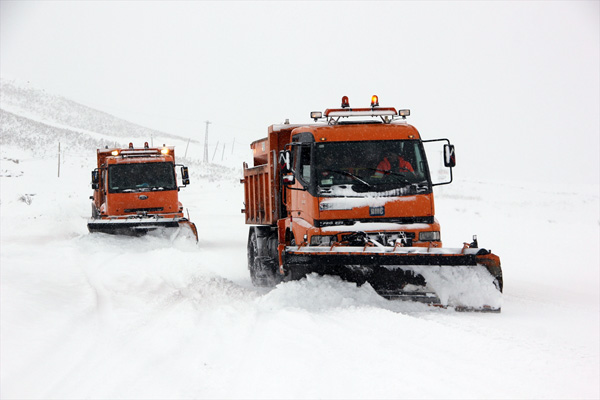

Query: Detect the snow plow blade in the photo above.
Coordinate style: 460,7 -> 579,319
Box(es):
88,217 -> 198,241
282,246 -> 502,312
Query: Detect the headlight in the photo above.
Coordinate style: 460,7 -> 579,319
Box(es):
310,235 -> 336,246
419,231 -> 440,241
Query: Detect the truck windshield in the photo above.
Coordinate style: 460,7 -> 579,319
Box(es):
108,162 -> 177,193
315,140 -> 430,196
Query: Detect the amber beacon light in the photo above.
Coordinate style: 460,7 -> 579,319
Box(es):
370,95 -> 379,107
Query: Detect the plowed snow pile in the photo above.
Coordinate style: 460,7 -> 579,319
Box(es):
405,264 -> 502,309
1,145 -> 598,399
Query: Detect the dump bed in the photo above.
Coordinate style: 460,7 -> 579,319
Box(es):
242,124 -> 300,226
243,155 -> 277,225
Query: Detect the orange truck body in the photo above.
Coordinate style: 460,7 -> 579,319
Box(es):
242,97 -> 502,310
88,143 -> 197,240
244,123 -> 441,247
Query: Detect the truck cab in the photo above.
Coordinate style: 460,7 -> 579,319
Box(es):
88,142 -> 197,240
284,122 -> 443,249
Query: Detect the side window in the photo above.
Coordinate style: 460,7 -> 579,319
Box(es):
294,144 -> 312,183
408,142 -> 423,177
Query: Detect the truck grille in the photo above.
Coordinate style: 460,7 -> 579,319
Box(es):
340,231 -> 416,246
124,207 -> 164,213
315,216 -> 434,227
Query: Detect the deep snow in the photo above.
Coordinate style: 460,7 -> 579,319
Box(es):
1,88 -> 599,399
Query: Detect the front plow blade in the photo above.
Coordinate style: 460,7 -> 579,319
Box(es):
283,246 -> 502,312
88,217 -> 198,241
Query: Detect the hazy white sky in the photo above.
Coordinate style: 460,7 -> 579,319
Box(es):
1,1 -> 598,185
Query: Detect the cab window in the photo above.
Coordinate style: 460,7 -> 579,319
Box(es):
294,144 -> 312,183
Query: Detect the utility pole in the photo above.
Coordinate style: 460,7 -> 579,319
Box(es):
57,142 -> 61,178
231,138 -> 235,155
221,144 -> 226,161
184,138 -> 191,158
203,120 -> 211,163
212,141 -> 219,161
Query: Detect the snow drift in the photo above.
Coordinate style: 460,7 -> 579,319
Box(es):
1,81 -> 598,399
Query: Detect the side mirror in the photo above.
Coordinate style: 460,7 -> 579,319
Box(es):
91,170 -> 99,189
282,173 -> 295,186
443,144 -> 456,168
280,150 -> 295,185
279,150 -> 292,172
181,166 -> 190,185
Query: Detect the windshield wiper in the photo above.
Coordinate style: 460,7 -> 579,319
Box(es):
320,169 -> 372,188
364,168 -> 411,184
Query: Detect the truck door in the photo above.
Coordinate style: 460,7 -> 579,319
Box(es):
291,143 -> 312,236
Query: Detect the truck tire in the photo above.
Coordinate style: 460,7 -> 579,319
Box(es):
248,228 -> 282,287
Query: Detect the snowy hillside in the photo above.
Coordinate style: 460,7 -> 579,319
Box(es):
0,79 -> 242,179
1,84 -> 599,399
0,79 -> 189,146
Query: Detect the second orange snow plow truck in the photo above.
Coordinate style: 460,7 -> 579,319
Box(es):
88,142 -> 198,240
242,96 -> 502,311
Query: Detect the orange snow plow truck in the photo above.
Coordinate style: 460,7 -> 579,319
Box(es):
242,96 -> 502,311
88,142 -> 198,241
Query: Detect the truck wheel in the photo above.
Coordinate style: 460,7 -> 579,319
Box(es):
248,229 -> 281,287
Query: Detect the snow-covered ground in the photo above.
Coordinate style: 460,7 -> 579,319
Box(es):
1,89 -> 599,399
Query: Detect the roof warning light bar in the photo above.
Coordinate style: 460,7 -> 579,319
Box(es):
311,95 -> 411,125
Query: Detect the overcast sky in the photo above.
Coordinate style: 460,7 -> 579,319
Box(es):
1,1 -> 598,185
